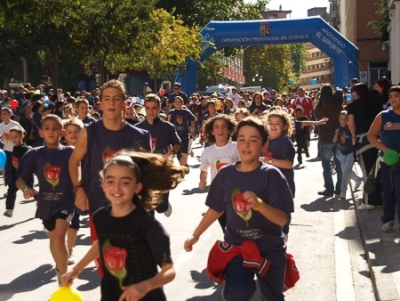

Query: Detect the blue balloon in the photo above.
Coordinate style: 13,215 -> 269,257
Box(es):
289,79 -> 294,85
0,149 -> 6,169
44,99 -> 50,105
311,78 -> 317,85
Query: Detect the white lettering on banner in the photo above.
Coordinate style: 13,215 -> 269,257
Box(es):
314,31 -> 344,55
321,28 -> 347,49
220,34 -> 309,44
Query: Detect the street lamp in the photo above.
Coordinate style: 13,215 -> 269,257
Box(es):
252,72 -> 262,85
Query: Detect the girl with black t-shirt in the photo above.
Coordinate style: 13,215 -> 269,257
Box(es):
62,151 -> 186,301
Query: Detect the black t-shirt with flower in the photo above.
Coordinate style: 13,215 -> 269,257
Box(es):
94,205 -> 172,301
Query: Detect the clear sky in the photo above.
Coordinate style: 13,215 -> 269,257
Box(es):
263,0 -> 330,19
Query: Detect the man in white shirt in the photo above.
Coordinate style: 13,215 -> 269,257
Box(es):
227,87 -> 240,107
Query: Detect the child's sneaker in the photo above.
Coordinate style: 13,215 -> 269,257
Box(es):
163,203 -> 173,217
68,249 -> 75,265
3,209 -> 13,217
382,220 -> 394,233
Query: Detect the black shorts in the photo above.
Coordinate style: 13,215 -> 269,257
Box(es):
43,209 -> 74,232
178,136 -> 189,154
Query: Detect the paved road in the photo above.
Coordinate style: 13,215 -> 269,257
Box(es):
0,138 -> 378,300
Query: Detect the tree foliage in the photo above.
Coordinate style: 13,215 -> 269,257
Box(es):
243,44 -> 303,92
368,0 -> 390,42
110,9 -> 201,89
156,0 -> 269,28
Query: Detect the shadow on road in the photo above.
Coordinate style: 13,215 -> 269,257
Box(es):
75,267 -> 101,291
13,230 -> 48,244
0,217 -> 35,232
0,264 -> 55,300
182,187 -> 209,195
300,197 -> 353,213
185,269 -> 222,301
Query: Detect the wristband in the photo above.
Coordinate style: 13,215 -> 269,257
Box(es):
253,199 -> 263,211
73,184 -> 83,193
21,185 -> 30,193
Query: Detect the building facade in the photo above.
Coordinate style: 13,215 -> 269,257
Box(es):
388,0 -> 400,84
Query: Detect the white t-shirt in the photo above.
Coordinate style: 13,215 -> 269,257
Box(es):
227,93 -> 240,107
200,141 -> 240,181
0,120 -> 25,152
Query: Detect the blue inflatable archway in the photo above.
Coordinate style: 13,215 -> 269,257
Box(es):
176,16 -> 359,94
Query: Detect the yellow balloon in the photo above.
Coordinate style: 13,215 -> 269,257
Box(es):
50,287 -> 83,301
216,102 -> 222,111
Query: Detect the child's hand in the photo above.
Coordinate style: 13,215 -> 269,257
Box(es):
119,281 -> 151,301
184,235 -> 199,252
242,191 -> 262,210
60,268 -> 80,287
23,188 -> 37,200
335,128 -> 339,135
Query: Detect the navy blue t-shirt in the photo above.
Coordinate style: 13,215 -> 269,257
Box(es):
135,118 -> 181,154
337,125 -> 356,155
267,135 -> 295,197
18,145 -> 75,220
167,109 -> 195,135
248,103 -> 268,115
206,162 -> 294,255
81,115 -> 96,126
82,120 -> 151,213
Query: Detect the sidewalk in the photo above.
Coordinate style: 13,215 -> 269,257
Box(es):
353,190 -> 400,300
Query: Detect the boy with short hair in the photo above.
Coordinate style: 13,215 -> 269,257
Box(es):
294,106 -> 310,165
3,127 -> 32,217
367,85 -> 400,233
135,93 -> 181,216
16,114 -> 75,284
0,107 -> 25,191
75,98 -> 96,125
167,96 -> 195,169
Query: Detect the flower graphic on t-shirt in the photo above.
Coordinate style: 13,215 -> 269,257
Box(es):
102,145 -> 117,164
44,162 -> 61,190
176,115 -> 183,124
103,239 -> 127,287
232,187 -> 252,226
216,160 -> 228,171
3,132 -> 10,142
340,133 -> 346,144
151,137 -> 157,152
12,156 -> 19,170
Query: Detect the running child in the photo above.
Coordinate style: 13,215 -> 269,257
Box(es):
167,96 -> 195,169
16,114 -> 75,284
294,107 -> 311,165
199,115 -> 240,231
333,111 -> 362,200
185,117 -> 294,301
263,108 -> 295,241
3,127 -> 32,217
135,93 -> 181,217
0,106 -> 25,192
75,98 -> 96,125
63,118 -> 84,264
62,151 -> 186,301
367,85 -> 400,233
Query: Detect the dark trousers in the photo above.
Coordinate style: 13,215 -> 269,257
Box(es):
155,192 -> 170,213
6,174 -> 33,211
223,253 -> 286,301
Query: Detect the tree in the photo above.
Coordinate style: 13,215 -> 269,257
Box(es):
243,44 -> 296,92
110,9 -> 202,90
368,0 -> 390,42
156,0 -> 268,28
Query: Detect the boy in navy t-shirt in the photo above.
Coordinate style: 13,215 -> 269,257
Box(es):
167,96 -> 195,169
3,127 -> 32,217
16,114 -> 75,284
135,93 -> 181,216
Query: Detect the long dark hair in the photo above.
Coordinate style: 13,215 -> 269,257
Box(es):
316,85 -> 334,108
101,151 -> 186,210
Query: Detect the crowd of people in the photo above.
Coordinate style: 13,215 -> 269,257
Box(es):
0,77 -> 399,300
